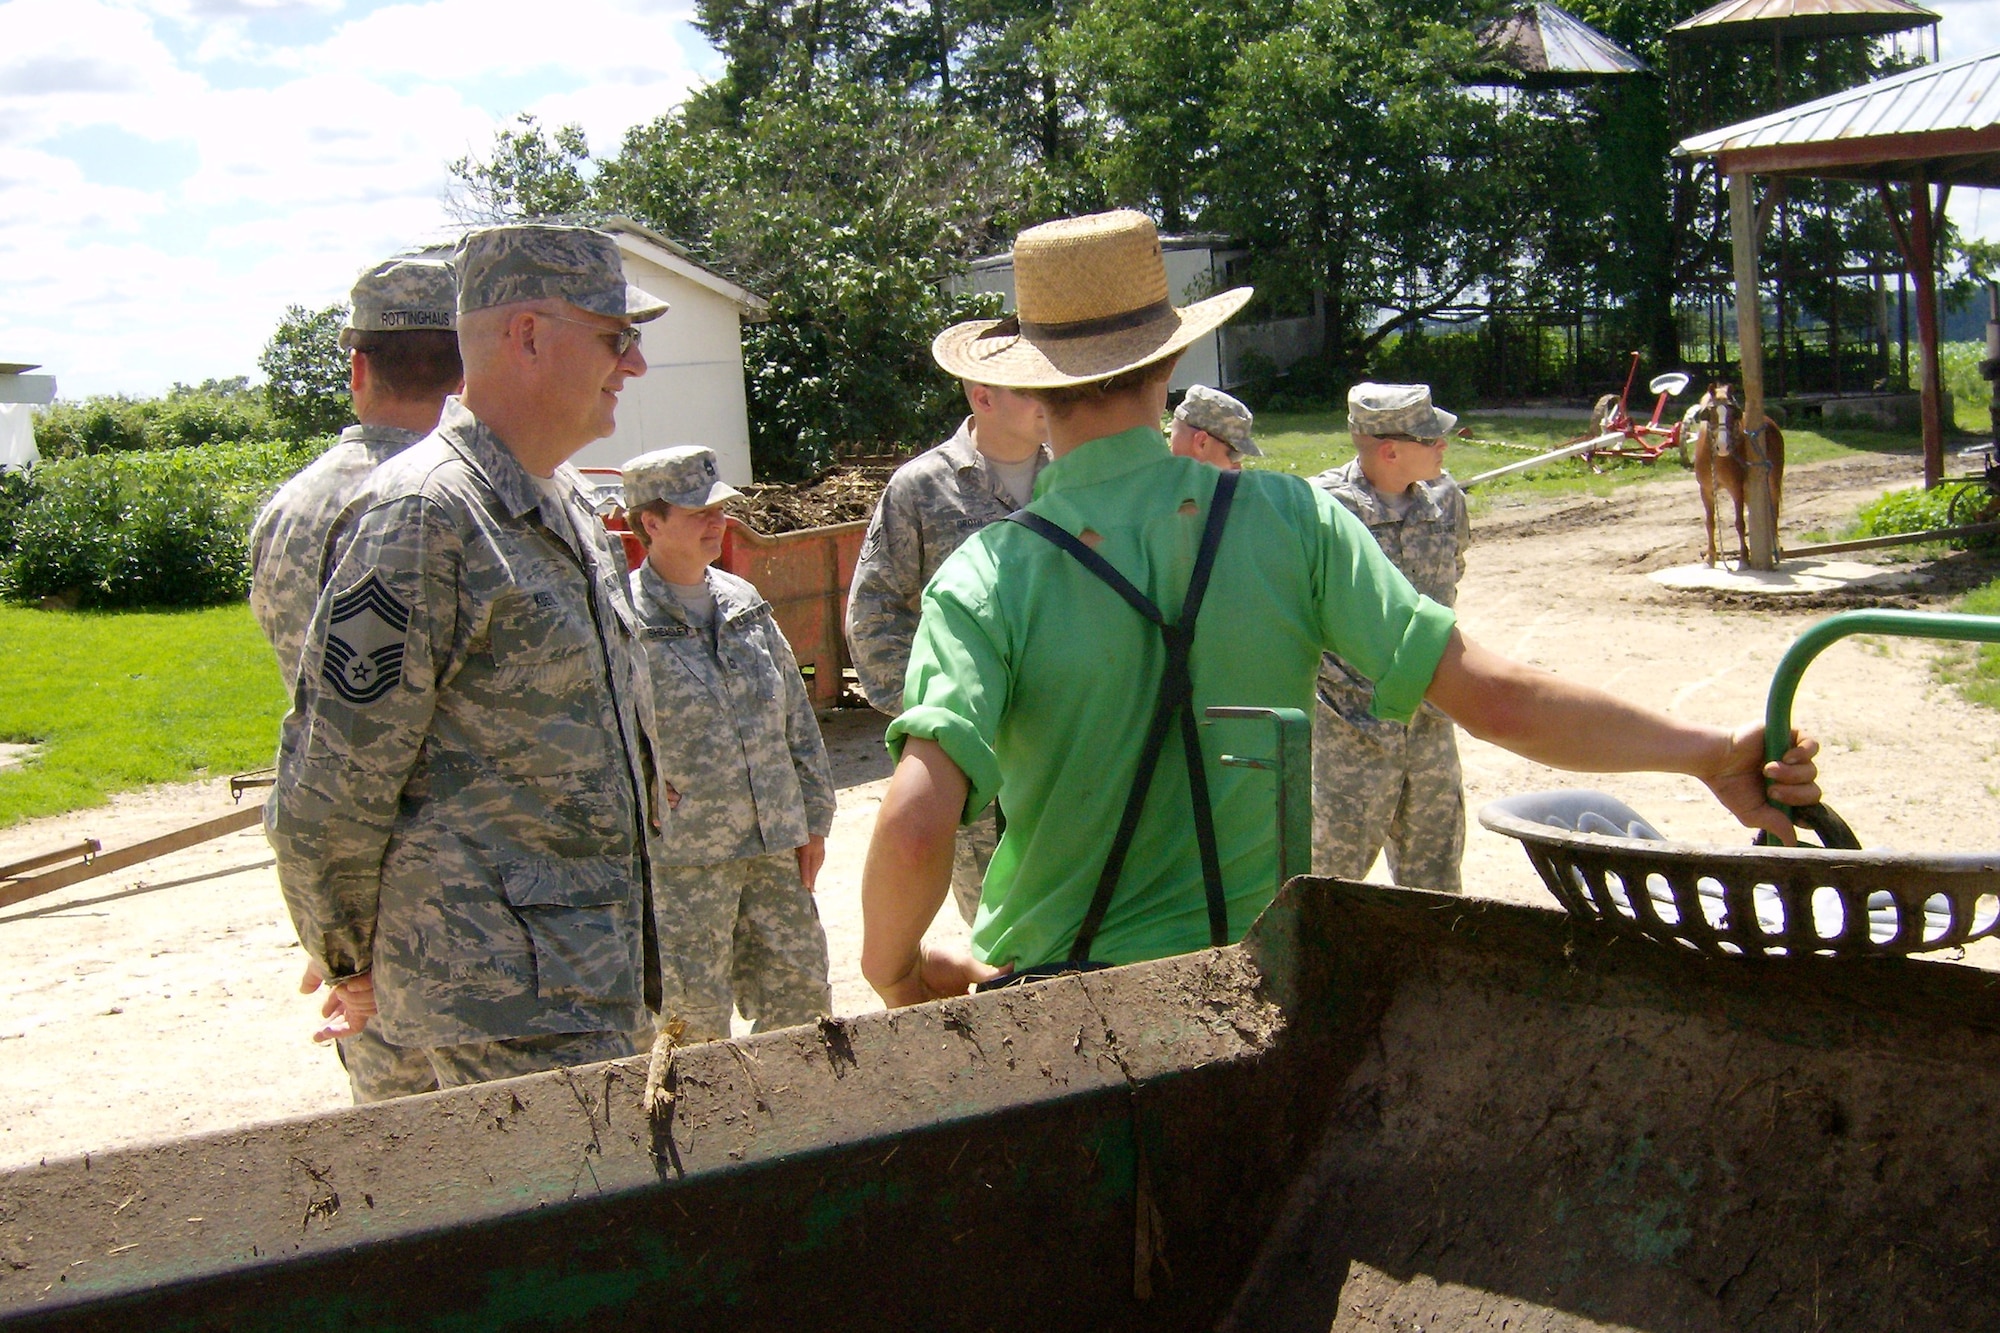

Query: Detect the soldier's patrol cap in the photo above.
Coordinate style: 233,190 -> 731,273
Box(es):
623,446 -> 741,510
454,224 -> 668,324
1173,384 -> 1261,457
1348,382 -> 1457,440
338,252 -> 458,350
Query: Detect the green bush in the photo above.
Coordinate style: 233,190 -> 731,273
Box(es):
30,396 -> 151,456
147,381 -> 279,450
0,470 -> 30,559
33,380 -> 280,459
1852,482 -> 1999,549
2,438 -> 327,608
1260,356 -> 1350,414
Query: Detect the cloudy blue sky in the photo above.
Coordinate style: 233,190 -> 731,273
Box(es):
1,0 -> 718,397
5,1 -> 2000,399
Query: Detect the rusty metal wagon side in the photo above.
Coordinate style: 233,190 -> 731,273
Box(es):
717,515 -> 868,709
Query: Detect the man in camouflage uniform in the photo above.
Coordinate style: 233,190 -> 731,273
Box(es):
268,224 -> 668,1088
844,380 -> 1048,923
624,446 -> 836,1041
249,251 -> 461,694
1167,384 -> 1262,470
247,251 -> 461,1102
1309,383 -> 1471,893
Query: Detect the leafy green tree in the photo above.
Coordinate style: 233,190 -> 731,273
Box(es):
895,0 -> 1097,175
1054,0 -> 1257,232
1187,0 -> 1516,371
691,0 -> 884,116
1574,0 -> 1925,368
446,114 -> 596,222
605,82 -> 1018,474
452,80 -> 1019,476
259,303 -> 352,441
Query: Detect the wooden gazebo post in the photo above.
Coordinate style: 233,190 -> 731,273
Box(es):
1910,172 -> 1947,488
1875,173 -> 1949,487
1730,170 -> 1779,569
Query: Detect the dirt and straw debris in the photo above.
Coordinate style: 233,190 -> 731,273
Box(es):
728,465 -> 896,534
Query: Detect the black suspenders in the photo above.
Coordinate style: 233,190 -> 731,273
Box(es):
1004,468 -> 1240,963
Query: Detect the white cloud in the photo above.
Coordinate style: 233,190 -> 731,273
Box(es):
304,0 -> 697,80
0,0 -> 707,396
1934,0 -> 2000,62
0,1 -> 205,143
146,0 -> 344,15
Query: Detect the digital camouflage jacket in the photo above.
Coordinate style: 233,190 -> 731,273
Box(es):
630,561 -> 835,867
248,424 -> 424,694
1309,458 -> 1469,738
844,420 -> 1050,713
267,399 -> 662,1048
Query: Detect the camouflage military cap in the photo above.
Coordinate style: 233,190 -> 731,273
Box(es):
338,253 -> 458,350
455,224 -> 668,324
1348,382 -> 1458,440
623,446 -> 741,510
1173,384 -> 1260,456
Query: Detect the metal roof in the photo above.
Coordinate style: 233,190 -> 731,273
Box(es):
1676,45 -> 2000,185
1477,3 -> 1650,86
602,216 -> 771,318
1669,0 -> 1939,43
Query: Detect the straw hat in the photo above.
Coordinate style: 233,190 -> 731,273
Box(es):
932,210 -> 1254,389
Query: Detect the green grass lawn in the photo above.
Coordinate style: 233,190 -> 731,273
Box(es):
0,602 -> 286,827
1245,408 -> 1936,514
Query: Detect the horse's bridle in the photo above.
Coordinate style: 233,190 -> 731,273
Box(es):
1696,390 -> 1736,439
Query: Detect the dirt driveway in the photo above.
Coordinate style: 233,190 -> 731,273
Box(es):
3,450 -> 1994,1169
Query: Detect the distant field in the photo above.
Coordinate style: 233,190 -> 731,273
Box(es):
0,603 -> 285,826
1247,408 -> 1937,511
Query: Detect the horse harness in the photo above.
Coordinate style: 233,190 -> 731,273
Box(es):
975,470 -> 1240,990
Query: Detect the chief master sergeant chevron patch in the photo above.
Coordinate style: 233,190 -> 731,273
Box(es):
321,572 -> 411,705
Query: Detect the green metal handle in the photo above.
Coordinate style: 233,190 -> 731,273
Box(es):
1204,706 -> 1312,893
1765,610 -> 2000,821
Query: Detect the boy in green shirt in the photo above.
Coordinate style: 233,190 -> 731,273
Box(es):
859,210 -> 1822,1006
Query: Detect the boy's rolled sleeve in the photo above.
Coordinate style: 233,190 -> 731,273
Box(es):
1365,596 -> 1456,723
883,569 -> 1008,824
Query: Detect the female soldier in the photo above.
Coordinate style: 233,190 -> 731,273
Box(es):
622,446 -> 836,1040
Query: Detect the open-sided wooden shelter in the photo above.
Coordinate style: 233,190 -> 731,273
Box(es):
1678,45 -> 2000,565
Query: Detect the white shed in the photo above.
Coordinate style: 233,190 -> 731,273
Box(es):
0,363 -> 55,472
573,218 -> 770,484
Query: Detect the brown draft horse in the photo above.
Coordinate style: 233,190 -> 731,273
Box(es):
1690,383 -> 1785,568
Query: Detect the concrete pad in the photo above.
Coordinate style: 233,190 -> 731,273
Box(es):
1649,557 -> 1930,595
